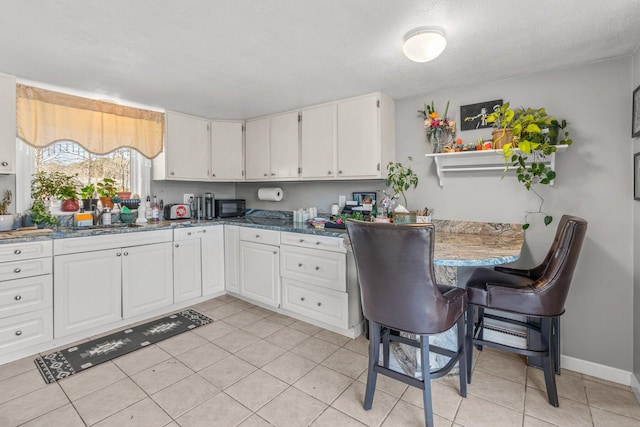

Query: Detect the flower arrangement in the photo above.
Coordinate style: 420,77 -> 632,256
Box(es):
419,101 -> 456,152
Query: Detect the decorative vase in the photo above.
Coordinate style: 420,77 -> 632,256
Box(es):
429,128 -> 454,153
0,214 -> 14,231
61,199 -> 80,212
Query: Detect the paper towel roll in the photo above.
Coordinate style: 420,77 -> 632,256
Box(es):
258,187 -> 284,202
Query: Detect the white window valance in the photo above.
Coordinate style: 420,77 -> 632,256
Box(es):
16,84 -> 164,159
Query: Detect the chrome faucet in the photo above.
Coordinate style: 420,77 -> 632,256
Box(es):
93,207 -> 111,225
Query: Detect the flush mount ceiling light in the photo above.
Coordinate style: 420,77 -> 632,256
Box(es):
402,26 -> 447,63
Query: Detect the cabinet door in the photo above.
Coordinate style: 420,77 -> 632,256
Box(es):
122,242 -> 173,318
173,238 -> 202,303
165,111 -> 210,180
201,226 -> 225,296
224,225 -> 240,294
53,249 -> 122,338
0,73 -> 15,174
211,121 -> 244,181
337,94 -> 380,178
301,104 -> 336,179
239,241 -> 280,307
245,118 -> 270,180
269,112 -> 299,179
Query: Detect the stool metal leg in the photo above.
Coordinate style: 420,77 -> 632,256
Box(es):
465,305 -> 474,383
364,320 -> 380,410
476,307 -> 485,351
382,327 -> 390,369
552,317 -> 561,375
457,315 -> 467,397
420,335 -> 434,427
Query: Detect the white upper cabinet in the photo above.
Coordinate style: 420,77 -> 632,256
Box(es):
154,111 -> 210,181
211,121 -> 244,181
269,112 -> 299,180
336,93 -> 394,179
0,73 -> 16,174
301,104 -> 336,179
246,112 -> 300,181
245,117 -> 270,180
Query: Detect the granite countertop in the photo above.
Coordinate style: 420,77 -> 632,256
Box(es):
0,212 -> 523,267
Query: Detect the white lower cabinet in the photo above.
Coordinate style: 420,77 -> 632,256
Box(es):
53,230 -> 173,338
122,242 -> 173,318
0,240 -> 53,355
239,240 -> 280,308
224,225 -> 240,293
173,225 -> 225,303
54,249 -> 122,338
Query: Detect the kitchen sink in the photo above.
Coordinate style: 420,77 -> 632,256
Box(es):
73,223 -> 143,231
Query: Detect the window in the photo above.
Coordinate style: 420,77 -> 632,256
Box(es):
15,139 -> 151,213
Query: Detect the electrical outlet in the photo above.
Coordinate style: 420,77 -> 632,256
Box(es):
339,195 -> 346,207
183,193 -> 194,204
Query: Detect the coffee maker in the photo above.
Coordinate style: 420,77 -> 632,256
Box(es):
190,196 -> 203,220
204,193 -> 214,220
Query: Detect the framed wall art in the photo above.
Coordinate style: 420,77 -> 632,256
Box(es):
633,85 -> 640,138
460,99 -> 502,131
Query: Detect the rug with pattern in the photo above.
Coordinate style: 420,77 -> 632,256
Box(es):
34,309 -> 212,384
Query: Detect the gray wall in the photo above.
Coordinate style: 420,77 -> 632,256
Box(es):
394,58 -> 634,371
633,50 -> 640,386
150,181 -> 236,206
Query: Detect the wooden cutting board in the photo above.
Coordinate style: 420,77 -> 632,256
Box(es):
0,228 -> 54,239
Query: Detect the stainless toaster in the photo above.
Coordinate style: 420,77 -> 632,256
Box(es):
164,204 -> 191,219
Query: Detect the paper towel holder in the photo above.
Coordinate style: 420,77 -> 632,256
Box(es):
258,187 -> 284,202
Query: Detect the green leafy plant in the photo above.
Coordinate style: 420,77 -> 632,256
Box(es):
28,199 -> 59,227
96,177 -> 118,198
0,190 -> 12,215
80,183 -> 96,200
386,157 -> 419,207
500,106 -> 573,229
486,102 -> 516,129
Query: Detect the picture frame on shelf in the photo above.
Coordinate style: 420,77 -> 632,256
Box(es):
633,85 -> 640,138
352,192 -> 376,208
460,99 -> 503,131
635,153 -> 640,200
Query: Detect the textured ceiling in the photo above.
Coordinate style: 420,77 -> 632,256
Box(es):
0,0 -> 638,119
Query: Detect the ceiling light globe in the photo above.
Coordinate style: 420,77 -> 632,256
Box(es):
402,27 -> 447,63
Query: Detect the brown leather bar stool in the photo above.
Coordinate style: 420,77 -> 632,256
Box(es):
346,220 -> 467,427
464,215 -> 587,407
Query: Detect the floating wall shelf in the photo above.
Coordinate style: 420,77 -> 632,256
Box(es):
425,145 -> 568,187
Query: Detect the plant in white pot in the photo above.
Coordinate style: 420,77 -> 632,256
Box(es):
0,190 -> 14,231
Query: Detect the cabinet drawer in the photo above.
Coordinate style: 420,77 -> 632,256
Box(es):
0,308 -> 53,354
174,227 -> 202,240
239,227 -> 280,245
282,278 -> 348,329
281,232 -> 346,253
0,241 -> 52,263
0,258 -> 52,282
0,275 -> 52,318
54,229 -> 173,254
280,245 -> 346,291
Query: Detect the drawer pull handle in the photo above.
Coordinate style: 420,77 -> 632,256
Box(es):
256,234 -> 261,238
187,231 -> 192,235
299,239 -> 304,243
123,251 -> 128,256
328,171 -> 332,175
116,252 -> 122,257
298,263 -> 303,267
317,302 -> 322,307
175,244 -> 179,248
315,266 -> 320,271
1,161 -> 8,167
15,330 -> 22,336
14,249 -> 21,255
14,295 -> 22,301
316,242 -> 321,245
13,268 -> 21,273
273,251 -> 277,255
202,229 -> 206,233
300,297 -> 305,301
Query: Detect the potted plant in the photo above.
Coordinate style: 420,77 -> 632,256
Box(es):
27,199 -> 59,228
500,106 -> 573,228
0,190 -> 13,231
386,157 -> 419,222
80,183 -> 97,212
96,177 -> 117,209
58,176 -> 79,212
486,102 -> 516,149
419,100 -> 456,153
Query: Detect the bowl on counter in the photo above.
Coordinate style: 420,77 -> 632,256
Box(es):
119,211 -> 136,223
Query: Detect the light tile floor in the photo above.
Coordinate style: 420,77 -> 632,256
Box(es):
1,295 -> 639,426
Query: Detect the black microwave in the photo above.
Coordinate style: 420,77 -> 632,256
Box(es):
215,199 -> 246,218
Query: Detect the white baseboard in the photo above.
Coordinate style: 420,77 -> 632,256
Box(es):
561,355 -> 632,386
631,373 -> 640,403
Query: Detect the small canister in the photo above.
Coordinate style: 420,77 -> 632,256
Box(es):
102,208 -> 112,225
331,203 -> 340,215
